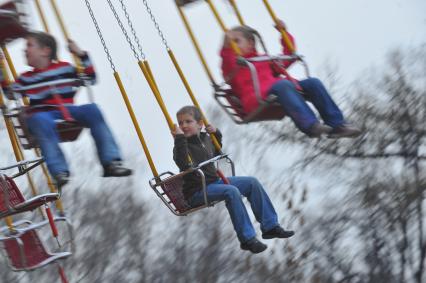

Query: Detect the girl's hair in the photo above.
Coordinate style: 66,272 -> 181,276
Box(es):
231,25 -> 269,54
176,105 -> 202,121
27,31 -> 58,61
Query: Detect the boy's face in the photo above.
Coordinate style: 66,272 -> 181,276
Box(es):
230,30 -> 255,55
177,113 -> 203,137
25,37 -> 51,67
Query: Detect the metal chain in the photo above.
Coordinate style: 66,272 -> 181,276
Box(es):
83,0 -> 116,72
141,0 -> 170,50
118,0 -> 146,60
106,0 -> 141,61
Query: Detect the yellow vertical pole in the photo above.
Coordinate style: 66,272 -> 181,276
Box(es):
175,4 -> 217,86
261,0 -> 295,53
205,0 -> 242,56
228,0 -> 245,26
112,71 -> 159,177
34,0 -> 50,33
48,0 -> 82,69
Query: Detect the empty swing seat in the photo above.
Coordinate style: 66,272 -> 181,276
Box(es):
0,220 -> 71,271
0,174 -> 59,218
0,0 -> 27,44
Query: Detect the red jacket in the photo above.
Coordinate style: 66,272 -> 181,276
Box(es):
220,32 -> 296,113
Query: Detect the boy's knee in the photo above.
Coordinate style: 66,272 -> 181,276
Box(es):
224,186 -> 241,200
83,104 -> 104,121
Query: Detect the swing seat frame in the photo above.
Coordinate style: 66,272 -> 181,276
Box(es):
149,155 -> 235,216
0,219 -> 72,271
0,0 -> 28,44
0,158 -> 59,218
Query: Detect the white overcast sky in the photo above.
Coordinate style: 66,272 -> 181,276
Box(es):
3,0 -> 426,176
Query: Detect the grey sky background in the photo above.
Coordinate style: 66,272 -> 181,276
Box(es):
3,0 -> 426,179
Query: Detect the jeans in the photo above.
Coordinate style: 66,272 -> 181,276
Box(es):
189,176 -> 279,243
268,77 -> 345,133
26,103 -> 122,176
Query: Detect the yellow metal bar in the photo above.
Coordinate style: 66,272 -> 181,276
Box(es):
34,0 -> 50,32
143,61 -> 160,97
48,0 -> 82,69
228,0 -> 245,26
205,0 -> 241,56
175,4 -> 217,85
4,217 -> 14,231
112,71 -> 159,177
167,49 -> 222,152
261,0 -> 295,53
137,61 -> 175,130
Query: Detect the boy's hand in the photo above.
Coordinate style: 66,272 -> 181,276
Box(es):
223,31 -> 234,48
171,124 -> 184,137
205,124 -> 217,134
274,19 -> 287,31
68,40 -> 86,57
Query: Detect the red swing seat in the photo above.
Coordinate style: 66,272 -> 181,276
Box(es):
149,155 -> 235,216
0,174 -> 59,218
214,86 -> 285,124
0,0 -> 28,44
0,220 -> 71,271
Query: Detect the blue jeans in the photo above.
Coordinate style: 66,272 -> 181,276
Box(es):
26,103 -> 122,176
268,77 -> 345,133
189,176 -> 279,243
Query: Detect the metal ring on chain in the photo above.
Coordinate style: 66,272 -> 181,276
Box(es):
141,0 -> 170,50
118,0 -> 146,60
84,0 -> 116,72
106,0 -> 141,61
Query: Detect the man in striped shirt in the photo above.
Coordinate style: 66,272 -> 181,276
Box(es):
2,32 -> 131,187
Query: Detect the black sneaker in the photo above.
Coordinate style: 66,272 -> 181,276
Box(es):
262,226 -> 295,239
240,237 -> 267,254
54,172 -> 70,188
103,161 -> 132,177
307,122 -> 332,138
328,124 -> 362,139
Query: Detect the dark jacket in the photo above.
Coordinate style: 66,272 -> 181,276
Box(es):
173,131 -> 222,200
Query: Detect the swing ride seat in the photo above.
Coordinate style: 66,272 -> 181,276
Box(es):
149,155 -> 235,216
0,219 -> 71,271
4,78 -> 86,149
214,86 -> 285,124
0,0 -> 27,44
175,0 -> 201,7
0,174 -> 59,219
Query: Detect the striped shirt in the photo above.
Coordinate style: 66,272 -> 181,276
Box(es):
12,53 -> 96,106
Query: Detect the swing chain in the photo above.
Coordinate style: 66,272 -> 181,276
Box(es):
141,0 -> 170,50
118,0 -> 146,60
84,0 -> 116,72
106,0 -> 141,61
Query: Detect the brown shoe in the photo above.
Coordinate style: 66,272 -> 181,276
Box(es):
308,122 -> 333,138
328,124 -> 362,139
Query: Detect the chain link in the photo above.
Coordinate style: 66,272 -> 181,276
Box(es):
84,0 -> 116,72
141,0 -> 170,50
118,0 -> 146,60
106,0 -> 141,61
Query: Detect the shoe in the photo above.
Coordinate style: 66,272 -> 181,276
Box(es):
307,122 -> 332,138
103,161 -> 132,177
328,124 -> 362,139
240,237 -> 267,254
54,172 -> 70,188
262,226 -> 295,239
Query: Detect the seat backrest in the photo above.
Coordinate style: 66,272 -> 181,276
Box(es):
3,229 -> 51,270
0,1 -> 27,44
160,176 -> 191,214
0,176 -> 25,214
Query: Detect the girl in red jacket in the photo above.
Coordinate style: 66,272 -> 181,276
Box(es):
220,21 -> 361,138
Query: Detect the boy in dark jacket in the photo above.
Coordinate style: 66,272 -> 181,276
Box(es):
172,106 -> 294,254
